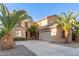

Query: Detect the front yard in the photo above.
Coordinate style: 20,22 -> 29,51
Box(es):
16,40 -> 79,56
0,40 -> 79,56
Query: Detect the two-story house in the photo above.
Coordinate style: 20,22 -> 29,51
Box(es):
12,15 -> 72,43
37,15 -> 72,42
12,19 -> 32,39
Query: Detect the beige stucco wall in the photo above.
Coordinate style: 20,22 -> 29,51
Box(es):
37,18 -> 48,27
37,15 -> 72,43
47,15 -> 57,25
27,22 -> 32,28
54,26 -> 65,42
50,26 -> 72,43
12,27 -> 26,38
21,21 -> 25,28
39,26 -> 72,43
12,19 -> 32,38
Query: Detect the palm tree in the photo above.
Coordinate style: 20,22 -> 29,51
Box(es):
73,21 -> 79,42
55,11 -> 78,43
73,21 -> 79,32
0,4 -> 30,50
27,23 -> 39,40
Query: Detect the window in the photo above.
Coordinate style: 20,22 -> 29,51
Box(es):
51,28 -> 57,36
15,30 -> 21,37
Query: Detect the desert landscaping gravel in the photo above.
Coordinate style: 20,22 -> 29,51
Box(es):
0,45 -> 36,56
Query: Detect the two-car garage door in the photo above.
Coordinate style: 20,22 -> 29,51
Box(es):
39,30 -> 52,42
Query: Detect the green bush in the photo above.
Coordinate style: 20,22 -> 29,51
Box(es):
14,37 -> 29,41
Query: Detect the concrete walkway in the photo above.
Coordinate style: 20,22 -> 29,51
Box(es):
16,40 -> 79,56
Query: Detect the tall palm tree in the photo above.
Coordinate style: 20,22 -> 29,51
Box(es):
0,4 -> 30,49
55,11 -> 78,43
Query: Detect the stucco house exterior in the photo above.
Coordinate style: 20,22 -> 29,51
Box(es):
36,15 -> 72,42
12,15 -> 72,43
12,19 -> 32,39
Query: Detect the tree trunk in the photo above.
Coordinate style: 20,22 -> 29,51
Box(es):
64,30 -> 70,43
0,32 -> 15,50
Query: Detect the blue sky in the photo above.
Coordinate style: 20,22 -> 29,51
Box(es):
4,3 -> 79,21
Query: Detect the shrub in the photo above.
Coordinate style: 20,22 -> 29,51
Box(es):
14,37 -> 29,41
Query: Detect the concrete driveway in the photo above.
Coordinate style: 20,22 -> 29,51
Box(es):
16,40 -> 79,56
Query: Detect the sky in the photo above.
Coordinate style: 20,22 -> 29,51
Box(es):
4,3 -> 79,21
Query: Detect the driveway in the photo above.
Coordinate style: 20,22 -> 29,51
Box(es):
16,40 -> 79,56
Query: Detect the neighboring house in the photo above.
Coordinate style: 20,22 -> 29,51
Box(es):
36,15 -> 72,42
12,19 -> 32,39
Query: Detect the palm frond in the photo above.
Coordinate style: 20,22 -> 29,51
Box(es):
9,10 -> 27,31
0,4 -> 31,39
55,11 -> 78,31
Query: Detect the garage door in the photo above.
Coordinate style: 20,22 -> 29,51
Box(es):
39,30 -> 52,42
